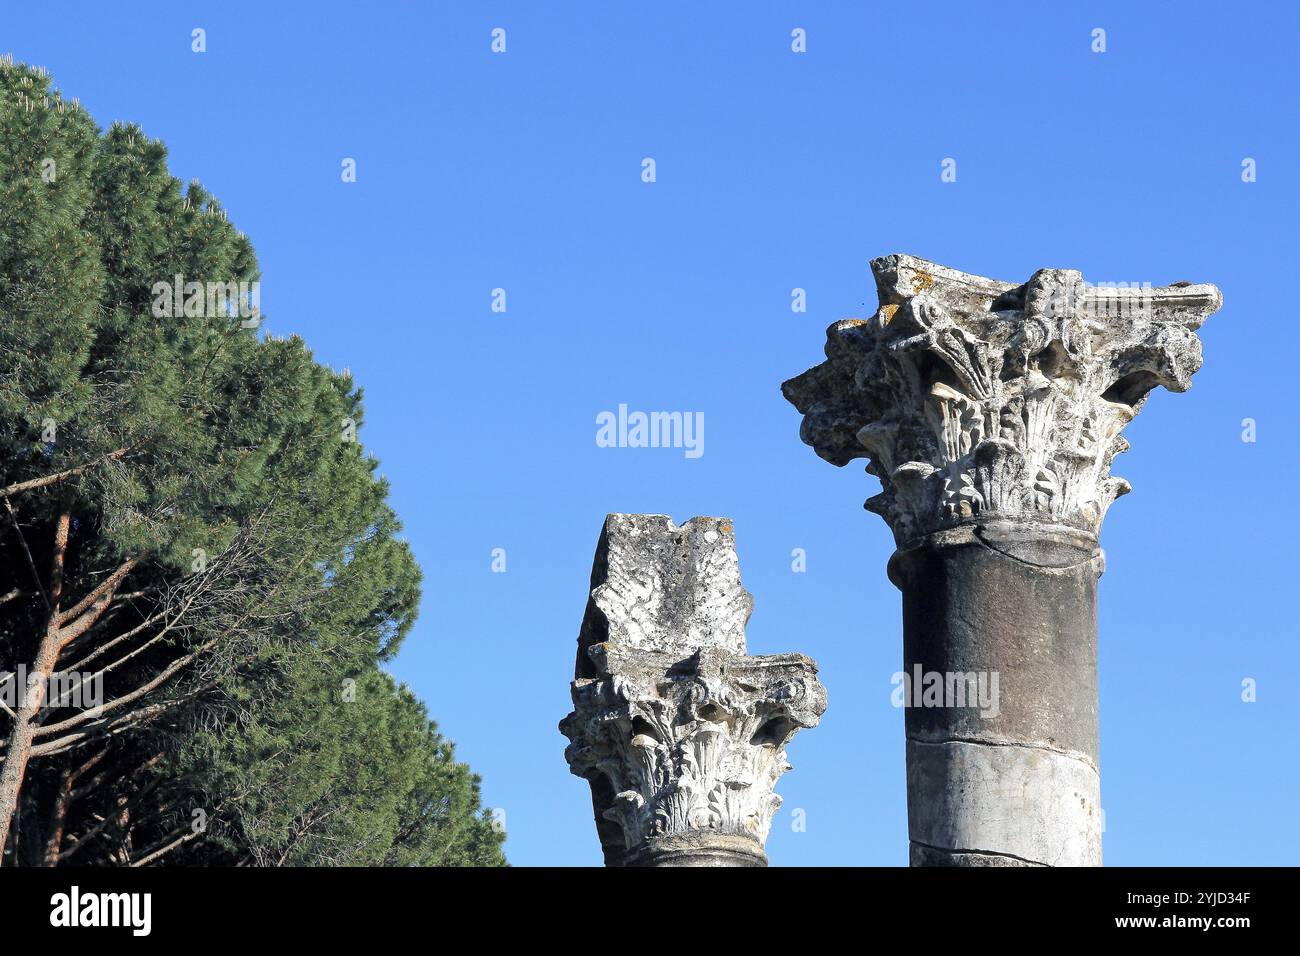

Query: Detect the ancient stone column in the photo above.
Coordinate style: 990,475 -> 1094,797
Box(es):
560,514 -> 827,867
782,254 -> 1220,866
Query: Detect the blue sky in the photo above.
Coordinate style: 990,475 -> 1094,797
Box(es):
5,1 -> 1296,865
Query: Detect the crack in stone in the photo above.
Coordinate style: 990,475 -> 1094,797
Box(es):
910,839 -> 1049,867
972,524 -> 1100,574
907,734 -> 1099,775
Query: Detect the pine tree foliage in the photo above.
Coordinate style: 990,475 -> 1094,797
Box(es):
0,59 -> 504,866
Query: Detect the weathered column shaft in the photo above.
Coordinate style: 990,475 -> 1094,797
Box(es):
892,523 -> 1101,865
784,253 -> 1220,866
560,514 -> 827,867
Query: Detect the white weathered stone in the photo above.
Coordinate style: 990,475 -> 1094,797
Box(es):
906,739 -> 1102,866
561,514 -> 826,867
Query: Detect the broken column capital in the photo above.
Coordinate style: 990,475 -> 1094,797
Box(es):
782,253 -> 1222,545
560,514 -> 826,867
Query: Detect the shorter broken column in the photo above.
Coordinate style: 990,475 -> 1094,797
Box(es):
560,514 -> 827,867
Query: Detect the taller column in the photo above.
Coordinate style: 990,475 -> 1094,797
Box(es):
783,254 -> 1220,866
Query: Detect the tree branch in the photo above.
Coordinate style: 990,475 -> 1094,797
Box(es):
0,446 -> 132,498
3,497 -> 49,611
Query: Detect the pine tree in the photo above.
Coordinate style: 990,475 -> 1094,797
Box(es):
0,59 -> 504,866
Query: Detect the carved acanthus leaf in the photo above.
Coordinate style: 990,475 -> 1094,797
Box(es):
562,645 -> 825,852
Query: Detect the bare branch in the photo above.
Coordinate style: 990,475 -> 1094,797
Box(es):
0,446 -> 132,498
56,558 -> 139,637
3,497 -> 49,610
130,826 -> 202,866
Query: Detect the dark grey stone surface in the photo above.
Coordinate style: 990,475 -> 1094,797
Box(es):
891,522 -> 1100,764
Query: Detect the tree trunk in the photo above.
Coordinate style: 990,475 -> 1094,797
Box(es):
0,506 -> 70,858
42,767 -> 75,866
0,623 -> 65,857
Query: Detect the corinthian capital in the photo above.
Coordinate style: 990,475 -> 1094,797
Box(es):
560,514 -> 826,866
782,254 -> 1221,544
